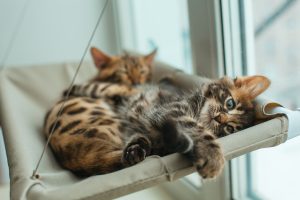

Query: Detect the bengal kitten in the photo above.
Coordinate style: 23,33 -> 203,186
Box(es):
120,76 -> 270,178
45,69 -> 270,178
64,46 -> 157,99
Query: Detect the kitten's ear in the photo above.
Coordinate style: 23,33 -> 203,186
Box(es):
90,47 -> 111,69
234,75 -> 270,99
144,49 -> 157,66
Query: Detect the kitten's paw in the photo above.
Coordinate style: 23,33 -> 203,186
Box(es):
123,144 -> 147,166
194,144 -> 225,179
122,137 -> 151,166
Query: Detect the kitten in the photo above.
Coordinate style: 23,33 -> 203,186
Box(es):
119,76 -> 270,178
90,46 -> 156,85
64,47 -> 157,99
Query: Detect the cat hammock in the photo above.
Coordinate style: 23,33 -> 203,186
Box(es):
1,0 -> 300,199
0,60 -> 300,200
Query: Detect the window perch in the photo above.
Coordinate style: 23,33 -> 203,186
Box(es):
0,61 -> 299,200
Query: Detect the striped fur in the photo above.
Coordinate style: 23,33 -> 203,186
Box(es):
118,76 -> 270,178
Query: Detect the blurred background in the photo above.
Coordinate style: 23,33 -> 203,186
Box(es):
1,0 -> 300,199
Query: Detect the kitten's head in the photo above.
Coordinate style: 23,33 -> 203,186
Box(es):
201,75 -> 270,137
91,47 -> 157,85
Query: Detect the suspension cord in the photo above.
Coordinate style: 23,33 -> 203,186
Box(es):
31,0 -> 110,179
0,0 -> 31,71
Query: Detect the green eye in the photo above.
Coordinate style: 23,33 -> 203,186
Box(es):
226,98 -> 236,110
225,125 -> 234,133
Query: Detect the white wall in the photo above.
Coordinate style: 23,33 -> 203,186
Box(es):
0,0 -> 119,67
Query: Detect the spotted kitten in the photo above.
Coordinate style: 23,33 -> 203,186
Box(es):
64,47 -> 157,99
44,47 -> 156,176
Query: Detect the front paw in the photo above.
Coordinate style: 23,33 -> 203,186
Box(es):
122,137 -> 151,166
194,144 -> 225,179
122,144 -> 147,166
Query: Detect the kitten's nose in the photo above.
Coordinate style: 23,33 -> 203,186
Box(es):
214,114 -> 228,123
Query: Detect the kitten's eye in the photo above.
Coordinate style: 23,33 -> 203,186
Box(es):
225,125 -> 234,133
226,98 -> 236,110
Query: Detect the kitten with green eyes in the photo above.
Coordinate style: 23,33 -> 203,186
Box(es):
119,75 -> 270,178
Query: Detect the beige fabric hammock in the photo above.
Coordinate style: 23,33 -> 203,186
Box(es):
0,61 -> 299,200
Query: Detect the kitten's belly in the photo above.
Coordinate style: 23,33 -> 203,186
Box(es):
44,97 -> 124,174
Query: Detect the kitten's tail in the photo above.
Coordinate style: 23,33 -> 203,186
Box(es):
160,119 -> 193,154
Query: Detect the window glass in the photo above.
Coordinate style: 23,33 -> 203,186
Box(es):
249,1 -> 300,199
129,0 -> 192,73
251,0 -> 300,109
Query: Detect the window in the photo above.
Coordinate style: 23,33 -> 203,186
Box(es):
246,1 -> 300,199
115,0 -> 192,73
252,0 -> 300,109
230,1 -> 300,199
